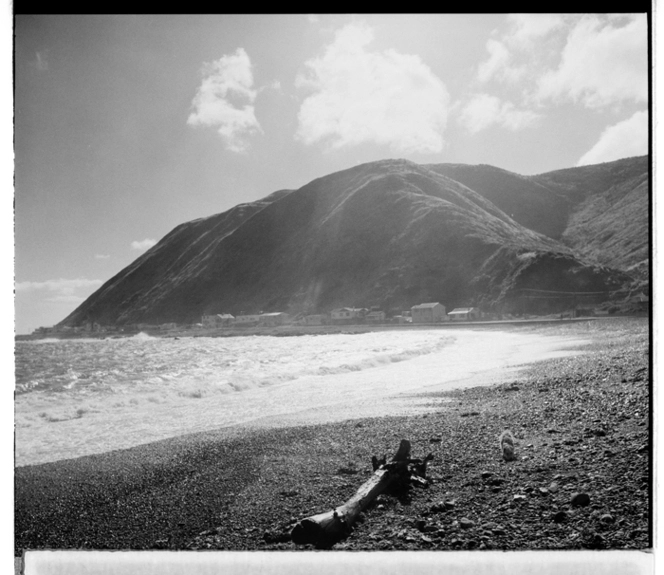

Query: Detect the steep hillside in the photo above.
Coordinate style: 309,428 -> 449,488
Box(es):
58,159 -> 641,327
531,156 -> 649,279
426,163 -> 570,239
428,156 -> 649,278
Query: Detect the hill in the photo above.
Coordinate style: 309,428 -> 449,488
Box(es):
58,157 -> 647,327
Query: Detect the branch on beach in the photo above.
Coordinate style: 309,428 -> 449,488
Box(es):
290,439 -> 434,547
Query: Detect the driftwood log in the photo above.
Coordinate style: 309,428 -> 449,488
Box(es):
290,439 -> 433,546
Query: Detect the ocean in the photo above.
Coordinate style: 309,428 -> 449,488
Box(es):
14,329 -> 586,467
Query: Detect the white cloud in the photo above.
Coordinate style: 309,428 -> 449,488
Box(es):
187,48 -> 262,152
131,239 -> 157,251
296,22 -> 450,154
477,15 -> 563,84
505,14 -> 565,47
94,254 -> 110,260
537,15 -> 648,108
459,93 -> 541,134
16,278 -> 103,295
475,14 -> 647,116
477,39 -> 511,83
577,110 -> 648,166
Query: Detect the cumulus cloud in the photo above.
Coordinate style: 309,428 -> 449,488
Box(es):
577,110 -> 648,166
187,48 -> 262,152
131,239 -> 157,251
477,15 -> 563,84
477,39 -> 513,83
296,23 -> 450,154
505,14 -> 565,47
459,93 -> 541,134
15,278 -> 103,298
537,15 -> 648,108
476,14 -> 647,112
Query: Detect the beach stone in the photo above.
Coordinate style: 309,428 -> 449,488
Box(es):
538,487 -> 549,496
444,500 -> 456,510
552,511 -> 567,523
459,518 -> 475,529
571,493 -> 591,507
482,522 -> 498,530
600,513 -> 615,524
481,471 -> 493,479
548,482 -> 560,493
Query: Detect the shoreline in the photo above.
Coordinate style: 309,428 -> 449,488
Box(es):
15,327 -> 592,468
15,318 -> 650,554
15,314 -> 649,342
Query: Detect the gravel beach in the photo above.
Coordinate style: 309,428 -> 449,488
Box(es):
15,317 -> 650,555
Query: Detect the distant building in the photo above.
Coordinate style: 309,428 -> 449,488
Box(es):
259,312 -> 290,327
448,307 -> 481,321
160,322 -> 178,330
234,314 -> 261,327
366,310 -> 386,323
411,303 -> 447,323
330,308 -> 366,324
202,314 -> 235,328
304,314 -> 325,325
631,293 -> 650,311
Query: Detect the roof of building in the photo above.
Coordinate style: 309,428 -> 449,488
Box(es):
411,302 -> 442,309
448,307 -> 476,314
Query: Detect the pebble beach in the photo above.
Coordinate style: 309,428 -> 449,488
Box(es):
15,317 -> 650,555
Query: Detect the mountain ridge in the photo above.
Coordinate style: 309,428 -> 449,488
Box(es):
58,156 -> 648,327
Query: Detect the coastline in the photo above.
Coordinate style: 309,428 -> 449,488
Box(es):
15,317 -> 650,555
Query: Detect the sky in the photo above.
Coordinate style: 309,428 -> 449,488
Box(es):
11,13 -> 650,334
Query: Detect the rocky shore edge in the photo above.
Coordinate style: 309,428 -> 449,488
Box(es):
15,318 -> 650,555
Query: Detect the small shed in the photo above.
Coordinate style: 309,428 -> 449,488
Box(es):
411,302 -> 447,323
202,314 -> 235,328
448,307 -> 481,321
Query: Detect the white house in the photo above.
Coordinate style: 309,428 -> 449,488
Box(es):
365,310 -> 386,323
259,312 -> 290,327
330,308 -> 366,324
234,314 -> 261,326
411,303 -> 447,323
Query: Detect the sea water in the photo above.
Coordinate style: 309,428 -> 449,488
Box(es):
14,329 -> 586,467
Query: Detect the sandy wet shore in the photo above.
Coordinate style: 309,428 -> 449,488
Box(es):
15,327 -> 590,467
15,318 -> 650,561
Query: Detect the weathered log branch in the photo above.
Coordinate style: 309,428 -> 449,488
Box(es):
290,439 -> 433,547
